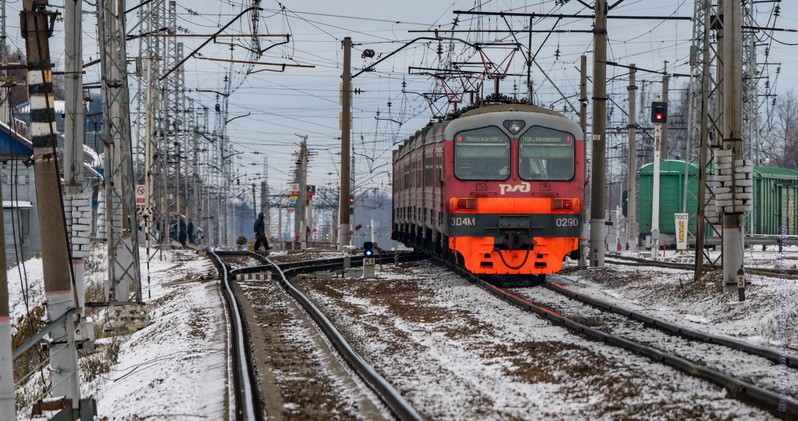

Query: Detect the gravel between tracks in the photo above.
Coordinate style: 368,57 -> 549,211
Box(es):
294,261 -> 775,420
235,277 -> 388,420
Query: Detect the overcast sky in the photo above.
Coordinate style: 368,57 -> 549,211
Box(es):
4,0 -> 798,198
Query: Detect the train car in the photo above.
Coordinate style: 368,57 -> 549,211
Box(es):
392,103 -> 585,276
637,161 -> 798,238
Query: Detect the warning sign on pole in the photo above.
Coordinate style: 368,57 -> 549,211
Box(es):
674,213 -> 689,251
135,184 -> 146,207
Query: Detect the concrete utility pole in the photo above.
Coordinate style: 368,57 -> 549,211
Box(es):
339,37 -> 352,250
578,55 -> 589,268
719,0 -> 750,298
626,64 -> 638,250
63,0 -> 91,310
295,135 -> 309,250
64,0 -> 84,194
261,157 -> 270,240
22,0 -> 81,413
98,0 -> 142,303
660,64 -> 669,157
651,118 -> 663,259
589,0 -> 608,266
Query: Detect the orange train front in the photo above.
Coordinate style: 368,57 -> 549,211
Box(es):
392,103 -> 585,276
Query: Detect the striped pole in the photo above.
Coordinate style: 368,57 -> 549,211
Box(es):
22,0 -> 80,411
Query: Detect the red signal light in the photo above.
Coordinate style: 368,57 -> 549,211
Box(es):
552,199 -> 574,210
650,101 -> 668,124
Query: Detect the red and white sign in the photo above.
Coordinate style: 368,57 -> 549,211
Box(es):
135,184 -> 146,207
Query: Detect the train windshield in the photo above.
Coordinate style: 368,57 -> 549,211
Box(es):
518,127 -> 575,181
454,126 -> 510,180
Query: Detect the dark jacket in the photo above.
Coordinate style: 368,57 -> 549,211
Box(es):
254,217 -> 265,239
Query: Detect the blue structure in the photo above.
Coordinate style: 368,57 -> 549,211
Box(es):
0,122 -> 40,268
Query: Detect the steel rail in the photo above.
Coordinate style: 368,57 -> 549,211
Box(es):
436,259 -> 798,419
605,255 -> 798,279
208,251 -> 261,421
541,278 -> 798,368
230,251 -> 427,276
246,252 -> 425,421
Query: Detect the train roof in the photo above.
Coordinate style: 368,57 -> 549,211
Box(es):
753,165 -> 798,180
639,160 -> 700,175
639,160 -> 798,180
455,103 -> 566,119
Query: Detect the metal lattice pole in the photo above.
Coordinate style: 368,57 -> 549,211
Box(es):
98,0 -> 142,302
741,2 -> 759,236
135,0 -> 164,248
692,0 -> 726,278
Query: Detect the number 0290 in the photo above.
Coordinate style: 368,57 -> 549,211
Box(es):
555,218 -> 579,227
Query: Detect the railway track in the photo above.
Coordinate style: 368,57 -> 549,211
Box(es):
439,259 -> 798,419
211,250 -> 427,420
207,251 -> 262,421
605,253 -> 798,280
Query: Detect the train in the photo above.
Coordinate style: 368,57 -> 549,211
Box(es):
392,103 -> 585,276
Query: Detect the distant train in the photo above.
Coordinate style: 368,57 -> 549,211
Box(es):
636,160 -> 798,240
392,103 -> 585,276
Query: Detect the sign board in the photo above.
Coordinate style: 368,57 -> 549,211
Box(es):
290,183 -> 299,195
674,213 -> 689,251
135,184 -> 146,207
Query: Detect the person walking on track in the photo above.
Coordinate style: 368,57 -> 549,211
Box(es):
253,212 -> 271,252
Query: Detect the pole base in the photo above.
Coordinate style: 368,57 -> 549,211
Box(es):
101,303 -> 150,335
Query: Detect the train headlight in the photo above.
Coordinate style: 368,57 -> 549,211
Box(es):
456,198 -> 477,210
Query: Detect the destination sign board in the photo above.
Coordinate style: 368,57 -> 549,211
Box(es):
520,133 -> 572,144
455,127 -> 507,144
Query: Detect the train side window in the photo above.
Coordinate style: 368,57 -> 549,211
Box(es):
518,127 -> 575,181
454,126 -> 510,180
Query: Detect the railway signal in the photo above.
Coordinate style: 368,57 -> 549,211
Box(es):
363,241 -> 374,257
622,190 -> 629,217
650,101 -> 668,124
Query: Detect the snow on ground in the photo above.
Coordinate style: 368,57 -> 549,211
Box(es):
7,245 -> 795,419
301,263 -> 779,420
567,246 -> 797,351
11,247 -> 226,420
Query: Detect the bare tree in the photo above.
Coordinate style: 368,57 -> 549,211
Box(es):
764,89 -> 798,169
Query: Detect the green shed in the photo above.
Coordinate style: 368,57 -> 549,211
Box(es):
753,166 -> 798,235
638,160 -> 699,236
